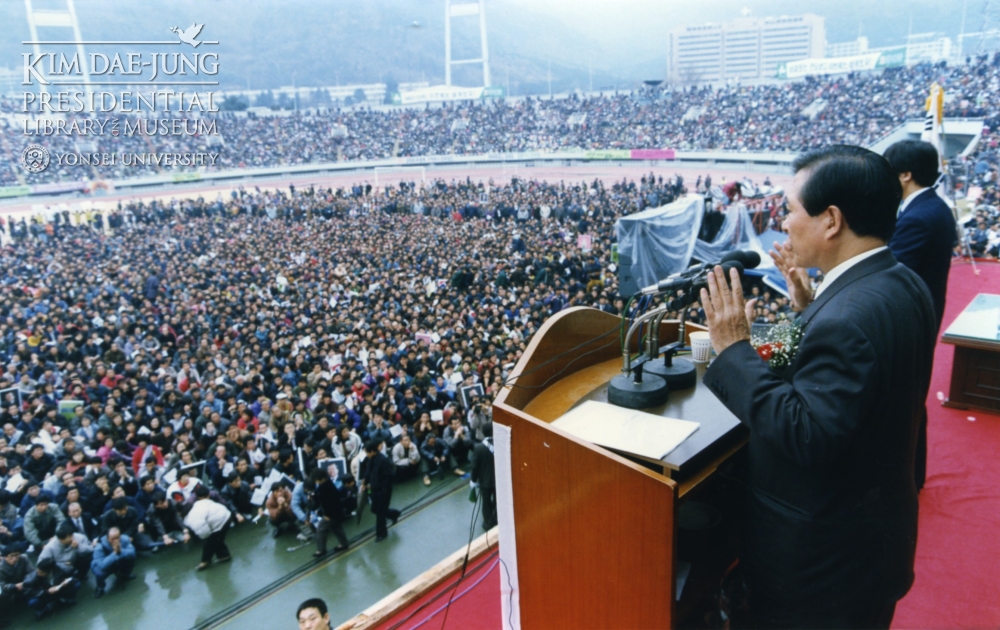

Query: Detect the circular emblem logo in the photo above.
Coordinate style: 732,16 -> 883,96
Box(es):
21,144 -> 50,173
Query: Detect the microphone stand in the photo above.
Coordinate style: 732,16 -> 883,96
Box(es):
608,305 -> 670,409
642,299 -> 697,390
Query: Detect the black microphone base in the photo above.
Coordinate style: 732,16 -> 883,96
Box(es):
608,373 -> 669,409
645,357 -> 697,390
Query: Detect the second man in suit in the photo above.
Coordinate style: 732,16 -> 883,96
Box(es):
885,139 -> 957,491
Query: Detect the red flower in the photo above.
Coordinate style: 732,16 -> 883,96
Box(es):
757,343 -> 774,361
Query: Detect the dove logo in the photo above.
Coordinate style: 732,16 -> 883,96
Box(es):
170,23 -> 206,48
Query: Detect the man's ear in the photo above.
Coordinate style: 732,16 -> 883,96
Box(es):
822,205 -> 845,240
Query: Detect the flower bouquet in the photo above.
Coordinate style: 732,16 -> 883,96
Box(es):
750,321 -> 802,371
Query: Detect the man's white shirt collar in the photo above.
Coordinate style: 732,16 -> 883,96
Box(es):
814,246 -> 888,298
898,187 -> 928,216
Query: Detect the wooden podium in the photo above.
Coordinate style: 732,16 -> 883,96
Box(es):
493,306 -> 748,629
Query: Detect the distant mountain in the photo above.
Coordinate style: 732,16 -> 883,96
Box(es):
0,0 -> 975,97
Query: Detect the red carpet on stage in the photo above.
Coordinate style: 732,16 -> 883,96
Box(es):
376,550 -> 502,630
377,262 -> 1000,630
894,261 -> 1000,630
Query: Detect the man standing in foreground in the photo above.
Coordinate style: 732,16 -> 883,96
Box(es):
309,468 -> 349,557
700,146 -> 936,628
360,441 -> 399,543
884,139 -> 957,492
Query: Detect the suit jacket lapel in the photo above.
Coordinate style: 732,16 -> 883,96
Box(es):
799,249 -> 896,327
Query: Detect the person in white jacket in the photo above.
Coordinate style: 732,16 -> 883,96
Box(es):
391,434 -> 421,483
183,485 -> 232,571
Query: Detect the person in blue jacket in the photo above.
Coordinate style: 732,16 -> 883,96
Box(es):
90,526 -> 136,599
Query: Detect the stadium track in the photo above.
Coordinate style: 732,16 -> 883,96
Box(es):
0,163 -> 793,219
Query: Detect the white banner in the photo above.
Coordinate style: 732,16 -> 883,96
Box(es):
777,52 -> 881,79
398,85 -> 485,105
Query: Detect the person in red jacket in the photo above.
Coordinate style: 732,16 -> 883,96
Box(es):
130,438 -> 164,476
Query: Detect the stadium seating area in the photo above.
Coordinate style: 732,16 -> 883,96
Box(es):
2,55 -> 999,187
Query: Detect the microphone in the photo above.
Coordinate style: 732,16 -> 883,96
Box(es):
666,261 -> 746,310
638,250 -> 758,295
690,261 -> 745,293
725,250 -> 761,270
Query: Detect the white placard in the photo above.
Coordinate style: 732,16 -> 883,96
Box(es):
494,423 -> 521,630
551,401 -> 699,461
250,487 -> 268,506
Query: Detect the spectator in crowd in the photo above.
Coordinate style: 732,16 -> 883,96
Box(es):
90,526 -> 136,599
291,480 -> 314,541
265,483 -> 300,539
420,434 -> 463,483
22,556 -> 80,620
38,521 -> 93,582
442,416 -> 474,467
0,545 -> 33,626
64,501 -> 99,541
145,491 -> 190,548
220,471 -> 255,521
101,496 -> 152,552
23,492 -> 64,549
391,433 -> 421,483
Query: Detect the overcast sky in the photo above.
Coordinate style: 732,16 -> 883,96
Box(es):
501,0 -> 979,65
0,0 -> 986,91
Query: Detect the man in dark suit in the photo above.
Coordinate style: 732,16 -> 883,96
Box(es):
700,145 -> 937,628
885,139 -> 957,492
309,468 -> 349,557
470,423 -> 496,531
64,502 -> 99,542
885,139 -> 956,329
360,441 -> 399,542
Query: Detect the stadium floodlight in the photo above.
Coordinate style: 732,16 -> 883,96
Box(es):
444,0 -> 491,87
23,0 -> 93,102
979,0 -> 1000,53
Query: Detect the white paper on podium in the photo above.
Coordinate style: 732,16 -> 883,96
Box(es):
551,400 -> 699,460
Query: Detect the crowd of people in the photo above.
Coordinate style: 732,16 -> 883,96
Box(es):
4,55 -> 1000,188
0,169 -> 803,622
1,51 -> 999,624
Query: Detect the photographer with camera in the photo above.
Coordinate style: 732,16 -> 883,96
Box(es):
468,398 -> 493,444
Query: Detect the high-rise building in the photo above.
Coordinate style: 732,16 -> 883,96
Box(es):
667,14 -> 826,84
826,36 -> 870,59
